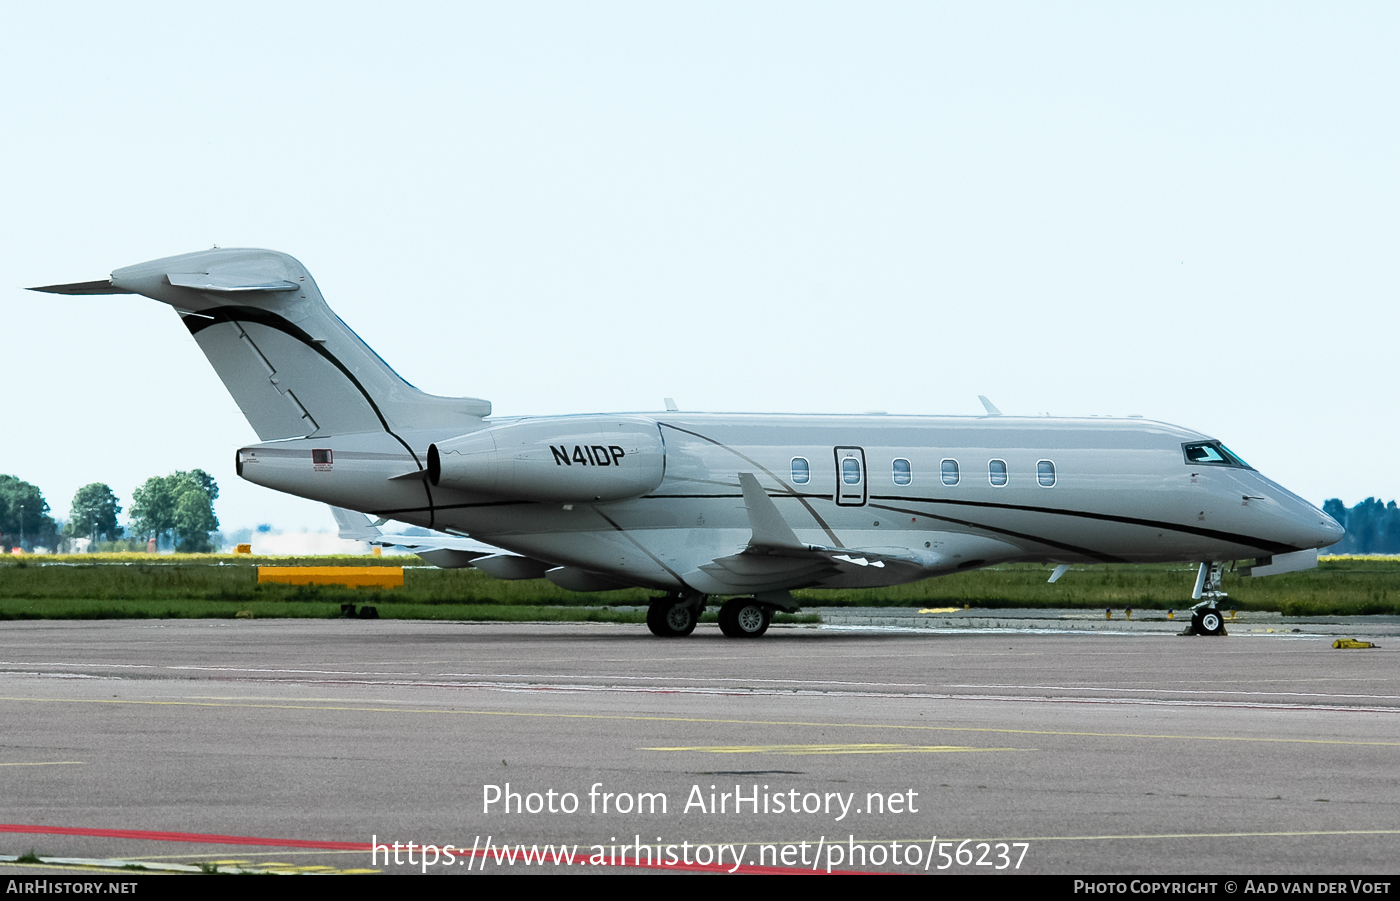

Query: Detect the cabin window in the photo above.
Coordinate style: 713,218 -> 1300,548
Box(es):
988,459 -> 1008,487
1182,442 -> 1252,469
941,459 -> 960,486
791,457 -> 810,484
842,457 -> 862,485
892,458 -> 912,485
1037,460 -> 1056,487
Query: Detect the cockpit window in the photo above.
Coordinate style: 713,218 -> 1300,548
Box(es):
1182,442 -> 1253,469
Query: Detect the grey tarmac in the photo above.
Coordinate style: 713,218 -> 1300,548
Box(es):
0,619 -> 1395,875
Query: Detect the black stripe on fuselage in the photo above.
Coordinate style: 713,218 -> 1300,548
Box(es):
658,422 -> 845,547
869,494 -> 1300,555
591,508 -> 693,590
183,305 -> 437,527
867,502 -> 1129,563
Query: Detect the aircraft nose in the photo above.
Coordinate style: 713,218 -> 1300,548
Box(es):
1258,478 -> 1346,550
1316,509 -> 1345,548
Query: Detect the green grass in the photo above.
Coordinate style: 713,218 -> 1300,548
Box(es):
0,558 -> 651,605
796,557 -> 1400,616
0,555 -> 1395,619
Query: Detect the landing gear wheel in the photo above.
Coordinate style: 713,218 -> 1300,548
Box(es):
647,599 -> 697,637
718,599 -> 770,638
1192,607 -> 1226,636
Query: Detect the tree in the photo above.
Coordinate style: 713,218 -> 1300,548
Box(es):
66,483 -> 123,544
0,475 -> 57,550
129,470 -> 219,552
1321,498 -> 1400,555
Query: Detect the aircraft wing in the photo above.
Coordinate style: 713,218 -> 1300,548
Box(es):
683,474 -> 942,595
691,541 -> 937,595
329,506 -> 505,569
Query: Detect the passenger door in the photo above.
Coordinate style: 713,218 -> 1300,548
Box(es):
833,446 -> 867,506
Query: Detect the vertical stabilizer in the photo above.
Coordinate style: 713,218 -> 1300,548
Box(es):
36,248 -> 490,442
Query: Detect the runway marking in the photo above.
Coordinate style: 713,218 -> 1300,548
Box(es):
0,824 -> 873,874
0,662 -> 922,689
643,743 -> 1028,755
21,677 -> 1398,712
972,829 -> 1400,843
0,861 -> 143,876
0,761 -> 83,767
953,684 -> 1400,701
1,695 -> 1397,748
0,823 -> 364,850
0,662 -> 154,669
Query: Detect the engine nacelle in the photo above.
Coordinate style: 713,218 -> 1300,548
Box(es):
427,416 -> 665,503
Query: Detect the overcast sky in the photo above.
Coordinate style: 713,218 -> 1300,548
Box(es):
3,2 -> 1396,534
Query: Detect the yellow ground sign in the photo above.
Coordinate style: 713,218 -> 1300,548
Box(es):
256,566 -> 403,589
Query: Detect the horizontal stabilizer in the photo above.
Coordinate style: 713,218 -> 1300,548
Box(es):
166,272 -> 300,293
28,279 -> 130,295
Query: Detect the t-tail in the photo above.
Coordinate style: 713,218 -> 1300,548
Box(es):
31,248 -> 490,443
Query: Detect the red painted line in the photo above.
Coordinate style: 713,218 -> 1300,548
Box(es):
0,824 -> 884,874
0,823 -> 364,851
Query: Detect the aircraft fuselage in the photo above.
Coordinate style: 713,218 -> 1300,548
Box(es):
236,412 -> 1341,594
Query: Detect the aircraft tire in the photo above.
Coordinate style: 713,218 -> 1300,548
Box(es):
719,599 -> 770,638
647,600 -> 697,637
1192,608 -> 1225,636
717,599 -> 742,637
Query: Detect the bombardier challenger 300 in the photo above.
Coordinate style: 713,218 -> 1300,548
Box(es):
33,248 -> 1344,638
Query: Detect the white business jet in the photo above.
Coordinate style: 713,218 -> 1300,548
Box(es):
33,248 -> 1343,638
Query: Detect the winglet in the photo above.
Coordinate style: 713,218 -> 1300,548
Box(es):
978,395 -> 1002,416
738,473 -> 805,551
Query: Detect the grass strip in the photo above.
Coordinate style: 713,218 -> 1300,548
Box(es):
0,557 -> 1396,618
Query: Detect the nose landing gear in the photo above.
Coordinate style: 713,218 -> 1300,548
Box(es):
1184,562 -> 1228,636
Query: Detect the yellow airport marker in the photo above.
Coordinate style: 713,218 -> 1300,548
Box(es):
257,566 -> 403,589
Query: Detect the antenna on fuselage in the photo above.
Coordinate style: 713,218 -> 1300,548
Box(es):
978,395 -> 1002,416
664,397 -> 679,412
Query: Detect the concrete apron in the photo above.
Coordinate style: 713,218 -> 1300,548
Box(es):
813,607 -> 1400,638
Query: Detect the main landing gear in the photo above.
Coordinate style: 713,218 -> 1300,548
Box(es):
1184,561 -> 1228,637
646,593 -> 702,637
718,598 -> 771,638
645,594 -> 777,638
